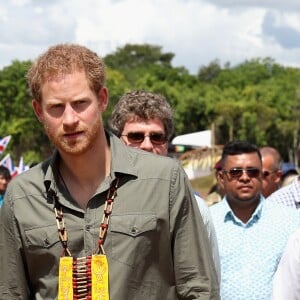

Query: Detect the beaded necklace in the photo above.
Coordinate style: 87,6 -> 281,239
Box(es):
52,178 -> 119,300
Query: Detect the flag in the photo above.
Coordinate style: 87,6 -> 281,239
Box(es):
17,156 -> 28,175
0,135 -> 11,156
0,153 -> 18,177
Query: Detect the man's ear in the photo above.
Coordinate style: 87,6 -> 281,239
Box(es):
98,87 -> 108,112
217,171 -> 225,184
275,170 -> 283,184
32,100 -> 44,123
217,171 -> 226,194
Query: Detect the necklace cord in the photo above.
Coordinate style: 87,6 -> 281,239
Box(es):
52,178 -> 119,257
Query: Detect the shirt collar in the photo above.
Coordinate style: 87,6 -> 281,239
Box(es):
43,130 -> 138,201
108,130 -> 138,178
223,195 -> 265,227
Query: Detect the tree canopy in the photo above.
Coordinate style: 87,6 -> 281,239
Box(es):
0,44 -> 299,164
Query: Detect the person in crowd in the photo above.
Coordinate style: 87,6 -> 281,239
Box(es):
109,89 -> 221,281
272,227 -> 300,299
267,170 -> 300,209
0,165 -> 11,207
280,162 -> 299,187
210,140 -> 300,300
0,44 -> 219,299
259,146 -> 282,198
206,159 -> 224,206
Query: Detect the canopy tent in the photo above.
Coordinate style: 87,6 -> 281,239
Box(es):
171,130 -> 222,180
171,130 -> 212,147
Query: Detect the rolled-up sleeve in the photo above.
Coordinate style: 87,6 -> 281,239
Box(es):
0,189 -> 29,300
170,165 -> 220,300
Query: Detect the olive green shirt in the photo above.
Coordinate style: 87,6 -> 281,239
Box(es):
0,132 -> 219,299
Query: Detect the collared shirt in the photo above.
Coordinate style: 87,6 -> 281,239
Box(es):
0,194 -> 3,207
268,175 -> 300,209
210,197 -> 300,300
272,228 -> 300,300
0,132 -> 219,300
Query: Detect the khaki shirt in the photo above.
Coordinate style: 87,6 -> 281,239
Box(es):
0,132 -> 219,300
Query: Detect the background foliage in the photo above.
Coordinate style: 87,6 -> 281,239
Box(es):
0,44 -> 299,165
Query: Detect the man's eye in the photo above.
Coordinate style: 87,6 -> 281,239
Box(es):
51,103 -> 63,109
73,100 -> 89,111
74,100 -> 88,106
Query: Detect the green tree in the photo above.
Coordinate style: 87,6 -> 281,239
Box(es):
104,44 -> 175,87
0,60 -> 51,163
1,46 -> 300,165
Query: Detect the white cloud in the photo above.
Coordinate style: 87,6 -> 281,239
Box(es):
0,0 -> 300,74
11,0 -> 31,6
205,0 -> 300,11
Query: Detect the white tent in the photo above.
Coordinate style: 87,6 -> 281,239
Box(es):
171,130 -> 221,179
171,130 -> 212,147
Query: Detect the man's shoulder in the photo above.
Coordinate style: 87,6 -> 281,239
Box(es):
263,199 -> 300,221
111,133 -> 179,169
268,184 -> 294,200
7,159 -> 49,189
268,176 -> 299,201
209,199 -> 225,210
209,199 -> 226,218
127,145 -> 182,169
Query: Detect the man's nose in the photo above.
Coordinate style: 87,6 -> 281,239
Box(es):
63,104 -> 79,125
239,170 -> 251,180
139,136 -> 154,152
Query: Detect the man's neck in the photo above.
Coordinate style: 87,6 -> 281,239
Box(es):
58,137 -> 111,209
227,197 -> 260,224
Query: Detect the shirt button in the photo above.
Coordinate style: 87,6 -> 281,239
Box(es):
86,225 -> 91,231
131,226 -> 138,234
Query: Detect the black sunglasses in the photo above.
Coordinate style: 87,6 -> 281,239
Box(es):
223,167 -> 261,179
262,170 -> 277,178
121,132 -> 167,145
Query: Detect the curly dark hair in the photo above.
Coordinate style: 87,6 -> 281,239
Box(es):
109,90 -> 174,141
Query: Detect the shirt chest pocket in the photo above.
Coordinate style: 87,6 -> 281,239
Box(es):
24,225 -> 61,251
23,225 -> 64,282
110,214 -> 157,267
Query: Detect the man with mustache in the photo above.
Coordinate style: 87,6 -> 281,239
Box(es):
210,141 -> 300,300
0,43 -> 219,299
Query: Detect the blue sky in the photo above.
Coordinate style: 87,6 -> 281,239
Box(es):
1,0 -> 300,74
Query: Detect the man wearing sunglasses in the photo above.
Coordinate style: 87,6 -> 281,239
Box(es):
109,90 -> 172,156
259,146 -> 282,198
109,90 -> 221,282
210,141 -> 300,300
